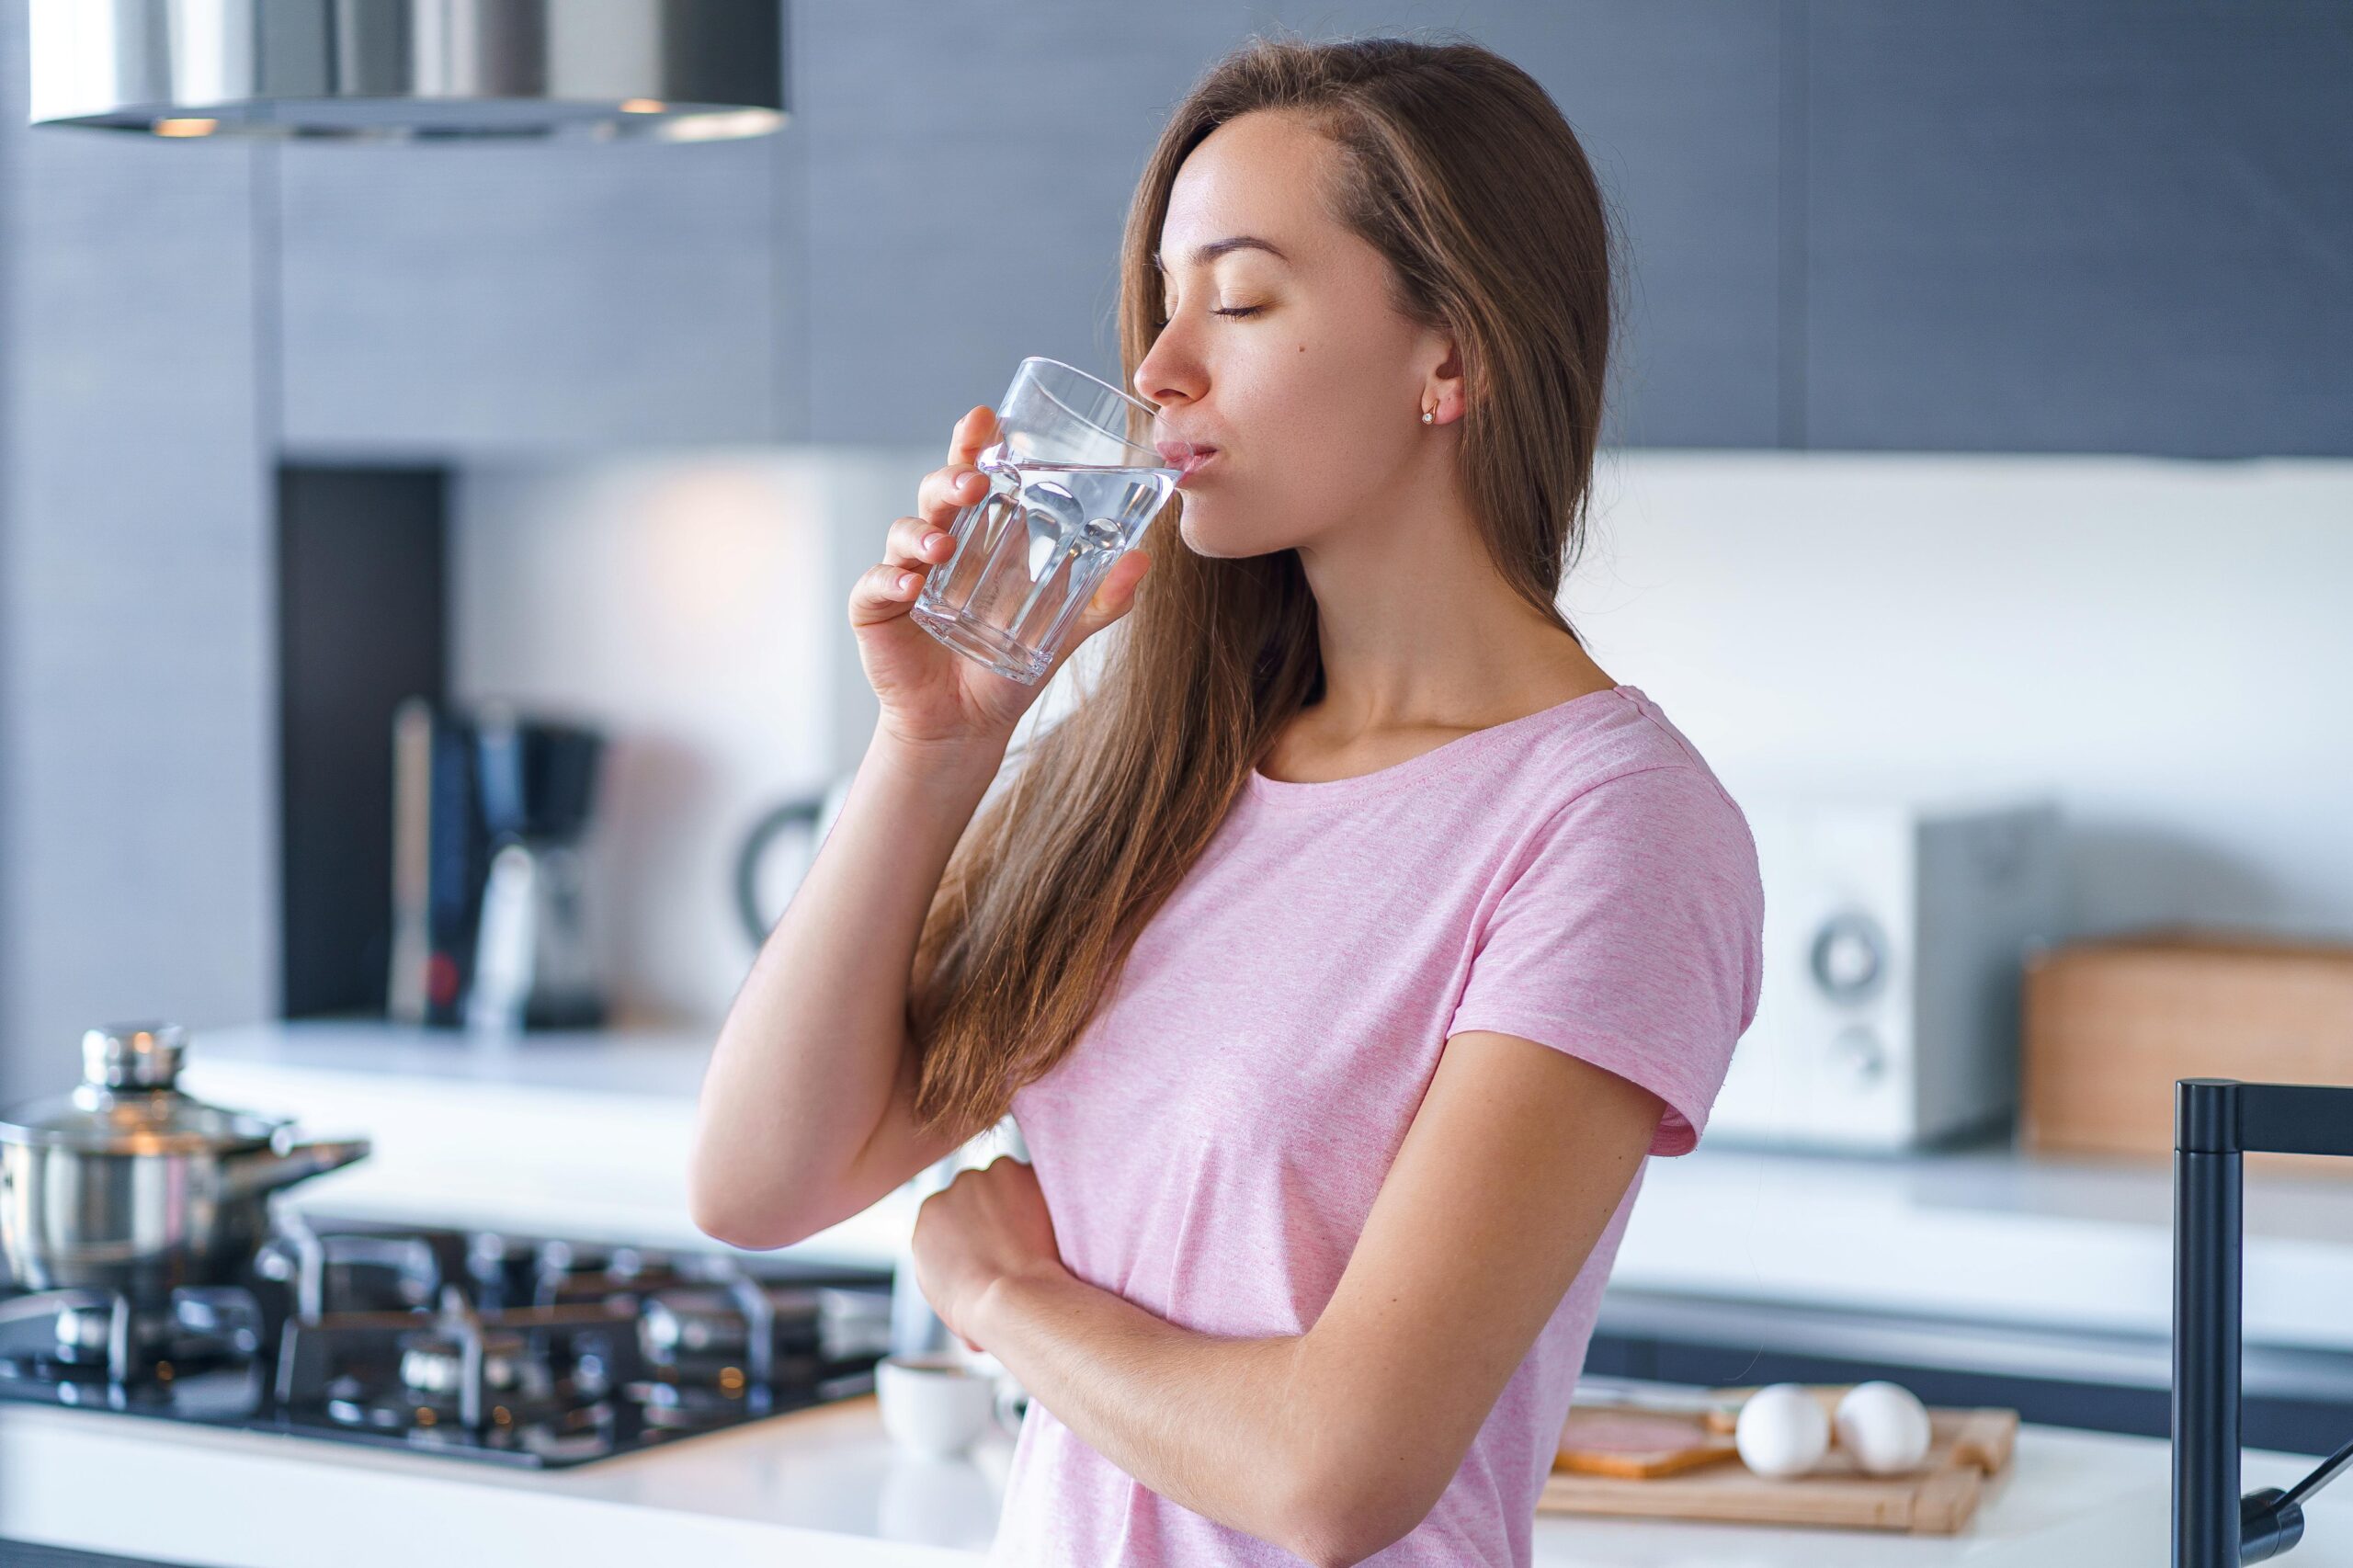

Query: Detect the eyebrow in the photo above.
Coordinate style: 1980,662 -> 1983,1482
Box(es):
1151,236 -> 1291,271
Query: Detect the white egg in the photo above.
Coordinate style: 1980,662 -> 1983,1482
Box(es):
1734,1382 -> 1830,1479
1833,1381 -> 1933,1474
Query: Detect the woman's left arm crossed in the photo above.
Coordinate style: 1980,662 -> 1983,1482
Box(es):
912,1031 -> 1665,1568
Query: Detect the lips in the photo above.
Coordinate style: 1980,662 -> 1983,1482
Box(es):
1154,438 -> 1221,480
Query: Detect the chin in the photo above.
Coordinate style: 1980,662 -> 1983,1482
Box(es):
1176,506 -> 1242,559
1181,510 -> 1314,564
1173,501 -> 1263,559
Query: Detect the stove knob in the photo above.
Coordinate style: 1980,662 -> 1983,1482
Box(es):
1809,911 -> 1888,1004
1829,1026 -> 1887,1085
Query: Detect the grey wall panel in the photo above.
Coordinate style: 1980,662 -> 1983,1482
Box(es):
276,134 -> 788,456
0,14 -> 276,1105
774,0 -> 815,445
1805,2 -> 2353,458
1461,2 -> 1786,449
798,1 -> 1259,443
0,0 -> 10,1107
801,2 -> 1783,449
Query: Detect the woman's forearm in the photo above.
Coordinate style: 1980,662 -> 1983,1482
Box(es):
688,726 -> 1004,1244
973,1270 -> 1323,1560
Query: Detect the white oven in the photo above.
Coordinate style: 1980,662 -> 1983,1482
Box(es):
1709,795 -> 2064,1152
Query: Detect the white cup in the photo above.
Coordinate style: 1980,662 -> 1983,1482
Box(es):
876,1352 -> 1026,1459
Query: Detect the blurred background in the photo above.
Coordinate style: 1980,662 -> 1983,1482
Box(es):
0,0 -> 2350,1466
5,0 -> 2348,1093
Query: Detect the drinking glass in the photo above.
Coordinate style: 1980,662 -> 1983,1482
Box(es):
910,357 -> 1177,685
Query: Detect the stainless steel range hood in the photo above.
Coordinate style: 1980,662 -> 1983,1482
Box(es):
28,0 -> 787,142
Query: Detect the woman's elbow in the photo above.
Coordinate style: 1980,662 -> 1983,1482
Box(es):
686,1155 -> 794,1251
687,1190 -> 762,1250
1282,1512 -> 1416,1568
689,1201 -> 777,1252
1279,1463 -> 1443,1567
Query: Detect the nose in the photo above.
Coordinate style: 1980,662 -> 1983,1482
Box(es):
1132,317 -> 1204,411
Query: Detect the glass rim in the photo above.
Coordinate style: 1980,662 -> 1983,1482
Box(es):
1014,356 -> 1162,459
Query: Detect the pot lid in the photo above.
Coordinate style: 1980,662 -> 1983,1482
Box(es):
0,1022 -> 287,1155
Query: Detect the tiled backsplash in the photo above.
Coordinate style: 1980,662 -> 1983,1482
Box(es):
451,448 -> 2353,1028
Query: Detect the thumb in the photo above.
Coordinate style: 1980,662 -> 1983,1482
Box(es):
1030,551 -> 1152,688
1078,549 -> 1151,631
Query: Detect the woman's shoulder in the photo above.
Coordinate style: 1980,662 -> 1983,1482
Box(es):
1517,684 -> 1743,816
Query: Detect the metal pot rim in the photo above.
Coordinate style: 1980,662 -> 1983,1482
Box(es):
0,1096 -> 284,1156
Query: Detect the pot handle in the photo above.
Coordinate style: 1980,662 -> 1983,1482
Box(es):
222,1135 -> 373,1200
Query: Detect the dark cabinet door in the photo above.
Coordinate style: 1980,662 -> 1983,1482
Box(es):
1802,1 -> 2353,458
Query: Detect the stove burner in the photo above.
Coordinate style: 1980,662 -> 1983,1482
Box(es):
626,1374 -> 762,1430
400,1328 -> 551,1401
0,1210 -> 894,1467
0,1286 -> 264,1386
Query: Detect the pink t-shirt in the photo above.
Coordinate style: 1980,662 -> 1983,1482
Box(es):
989,683 -> 1766,1566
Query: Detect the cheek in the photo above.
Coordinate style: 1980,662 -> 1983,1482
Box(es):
1257,327 -> 1399,442
1245,340 -> 1404,490
1176,329 -> 1415,551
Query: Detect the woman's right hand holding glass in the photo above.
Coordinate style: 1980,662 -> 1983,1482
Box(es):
849,404 -> 1151,757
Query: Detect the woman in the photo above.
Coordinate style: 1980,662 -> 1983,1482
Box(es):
691,32 -> 1764,1568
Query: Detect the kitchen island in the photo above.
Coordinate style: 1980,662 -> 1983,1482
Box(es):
5,1384 -> 2347,1565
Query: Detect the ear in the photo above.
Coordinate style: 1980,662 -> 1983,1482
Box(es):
1422,334 -> 1468,426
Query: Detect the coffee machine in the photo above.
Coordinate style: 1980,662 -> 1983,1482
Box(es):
387,698 -> 608,1031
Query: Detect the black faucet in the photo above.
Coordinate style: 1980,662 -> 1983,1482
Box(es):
2175,1077 -> 2353,1564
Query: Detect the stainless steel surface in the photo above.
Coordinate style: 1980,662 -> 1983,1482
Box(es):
28,0 -> 788,142
84,1020 -> 186,1090
0,1023 -> 370,1297
387,698 -> 436,1027
5,1025 -> 279,1153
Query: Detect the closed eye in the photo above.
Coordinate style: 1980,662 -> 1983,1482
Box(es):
1214,306 -> 1264,319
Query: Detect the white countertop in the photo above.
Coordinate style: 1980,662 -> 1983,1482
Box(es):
174,1018 -> 2353,1353
6,1385 -> 2350,1566
14,1017 -> 2353,1563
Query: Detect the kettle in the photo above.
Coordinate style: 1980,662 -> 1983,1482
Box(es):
732,775 -> 856,949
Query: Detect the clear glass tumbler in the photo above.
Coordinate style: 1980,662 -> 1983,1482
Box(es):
910,357 -> 1177,685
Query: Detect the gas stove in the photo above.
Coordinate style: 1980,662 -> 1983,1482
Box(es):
0,1208 -> 895,1467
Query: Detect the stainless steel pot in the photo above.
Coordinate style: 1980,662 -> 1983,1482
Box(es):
0,1021 -> 370,1298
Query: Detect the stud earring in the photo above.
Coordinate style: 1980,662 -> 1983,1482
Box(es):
1420,409 -> 1434,425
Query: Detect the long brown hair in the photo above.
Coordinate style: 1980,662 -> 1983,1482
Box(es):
904,31 -> 1620,1145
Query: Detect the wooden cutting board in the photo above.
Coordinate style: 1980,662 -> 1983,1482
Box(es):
1541,1385 -> 2020,1535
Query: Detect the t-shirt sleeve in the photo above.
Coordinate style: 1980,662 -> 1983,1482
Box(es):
1444,765 -> 1766,1156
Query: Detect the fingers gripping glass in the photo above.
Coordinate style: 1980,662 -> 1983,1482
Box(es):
910,358 -> 1177,685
